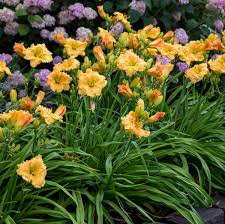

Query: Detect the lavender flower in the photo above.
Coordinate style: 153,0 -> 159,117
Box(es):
176,62 -> 189,72
83,7 -> 98,20
110,22 -> 125,39
34,69 -> 50,88
0,82 -> 11,93
18,89 -> 27,98
206,0 -> 225,16
7,71 -> 25,87
40,29 -> 50,39
129,0 -> 146,16
76,27 -> 92,41
0,53 -> 12,64
23,0 -> 53,10
0,7 -> 16,23
160,56 -> 171,65
4,22 -> 19,36
48,27 -> 68,41
211,54 -> 220,60
58,9 -> 75,25
179,0 -> 189,4
0,0 -> 20,6
43,14 -> 56,27
52,56 -> 63,65
174,28 -> 189,44
68,3 -> 84,19
214,19 -> 224,32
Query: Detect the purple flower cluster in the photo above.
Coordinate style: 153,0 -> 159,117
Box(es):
52,56 -> 62,65
34,69 -> 50,88
31,14 -> 56,29
214,19 -> 224,32
160,56 -> 171,65
0,7 -> 19,35
41,26 -> 68,41
129,0 -> 146,16
206,0 -> 225,16
7,71 -> 25,87
23,0 -> 53,10
58,3 -> 97,25
0,53 -> 13,64
174,28 -> 189,44
0,71 -> 26,94
76,27 -> 92,41
0,7 -> 16,23
110,22 -> 125,39
176,62 -> 189,72
0,0 -> 20,6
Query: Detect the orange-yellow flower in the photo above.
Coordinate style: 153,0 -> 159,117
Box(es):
148,63 -> 174,82
13,42 -> 26,57
63,38 -> 87,58
17,155 -> 47,188
19,96 -> 35,110
53,57 -> 80,72
178,41 -> 206,65
0,60 -> 12,76
77,68 -> 107,97
121,111 -> 150,138
24,44 -> 52,68
116,49 -> 147,77
0,110 -> 34,130
147,48 -> 158,56
163,31 -> 174,41
185,63 -> 208,84
47,70 -> 72,93
208,54 -> 225,74
98,28 -> 116,49
118,83 -> 133,97
205,34 -> 225,51
154,41 -> 177,60
145,89 -> 163,107
54,32 -> 66,44
138,25 -> 160,40
36,105 -> 66,125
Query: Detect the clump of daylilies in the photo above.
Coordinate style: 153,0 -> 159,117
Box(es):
1,5 -> 225,188
0,90 -> 66,133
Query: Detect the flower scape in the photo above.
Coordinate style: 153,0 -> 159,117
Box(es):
1,4 -> 225,224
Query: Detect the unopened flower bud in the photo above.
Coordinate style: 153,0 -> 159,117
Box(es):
118,84 -> 133,97
36,91 -> 45,105
33,119 -> 40,129
130,77 -> 141,88
82,57 -> 92,71
145,89 -> 163,107
148,112 -> 166,123
10,89 -> 17,103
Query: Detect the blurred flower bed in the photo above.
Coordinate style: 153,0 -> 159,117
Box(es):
1,1 -> 225,224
